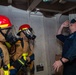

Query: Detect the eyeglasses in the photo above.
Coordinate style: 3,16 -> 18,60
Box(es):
69,23 -> 75,27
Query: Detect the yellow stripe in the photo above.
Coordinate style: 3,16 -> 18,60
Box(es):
22,53 -> 28,60
18,59 -> 24,65
5,42 -> 11,48
22,28 -> 28,30
7,64 -> 10,69
0,67 -> 3,70
4,70 -> 9,75
19,28 -> 28,32
0,24 -> 8,28
0,68 -> 9,75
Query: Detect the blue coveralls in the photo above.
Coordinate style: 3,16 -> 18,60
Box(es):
56,32 -> 76,75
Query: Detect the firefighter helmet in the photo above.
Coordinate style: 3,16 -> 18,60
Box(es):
17,24 -> 36,40
19,24 -> 31,31
0,15 -> 12,29
17,24 -> 32,35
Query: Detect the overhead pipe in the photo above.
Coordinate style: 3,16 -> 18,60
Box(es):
65,0 -> 76,1
59,0 -> 76,2
43,0 -> 53,2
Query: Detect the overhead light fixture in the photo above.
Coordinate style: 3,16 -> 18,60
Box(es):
43,0 -> 52,2
36,8 -> 40,11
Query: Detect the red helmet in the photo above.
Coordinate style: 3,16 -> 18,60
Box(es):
17,24 -> 36,40
19,24 -> 31,32
17,24 -> 32,35
0,15 -> 12,29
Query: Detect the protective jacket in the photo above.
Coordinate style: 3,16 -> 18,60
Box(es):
0,42 -> 10,75
16,24 -> 35,75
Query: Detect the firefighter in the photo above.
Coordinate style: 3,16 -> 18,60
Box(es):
0,15 -> 12,75
0,15 -> 21,75
17,24 -> 36,75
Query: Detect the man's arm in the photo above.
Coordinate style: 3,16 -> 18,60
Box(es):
53,57 -> 69,72
57,20 -> 69,35
60,57 -> 69,64
53,20 -> 69,72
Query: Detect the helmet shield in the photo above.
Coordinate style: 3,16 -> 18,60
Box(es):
22,29 -> 36,40
4,25 -> 18,45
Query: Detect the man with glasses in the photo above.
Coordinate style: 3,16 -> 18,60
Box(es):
53,19 -> 76,75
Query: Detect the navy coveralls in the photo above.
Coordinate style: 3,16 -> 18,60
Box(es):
56,32 -> 76,75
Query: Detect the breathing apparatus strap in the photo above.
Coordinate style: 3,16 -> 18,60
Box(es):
5,28 -> 11,39
0,28 -> 11,39
0,48 -> 4,67
0,28 -> 5,37
18,38 -> 24,48
22,30 -> 27,37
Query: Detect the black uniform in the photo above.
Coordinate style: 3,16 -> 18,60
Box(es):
56,32 -> 76,75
